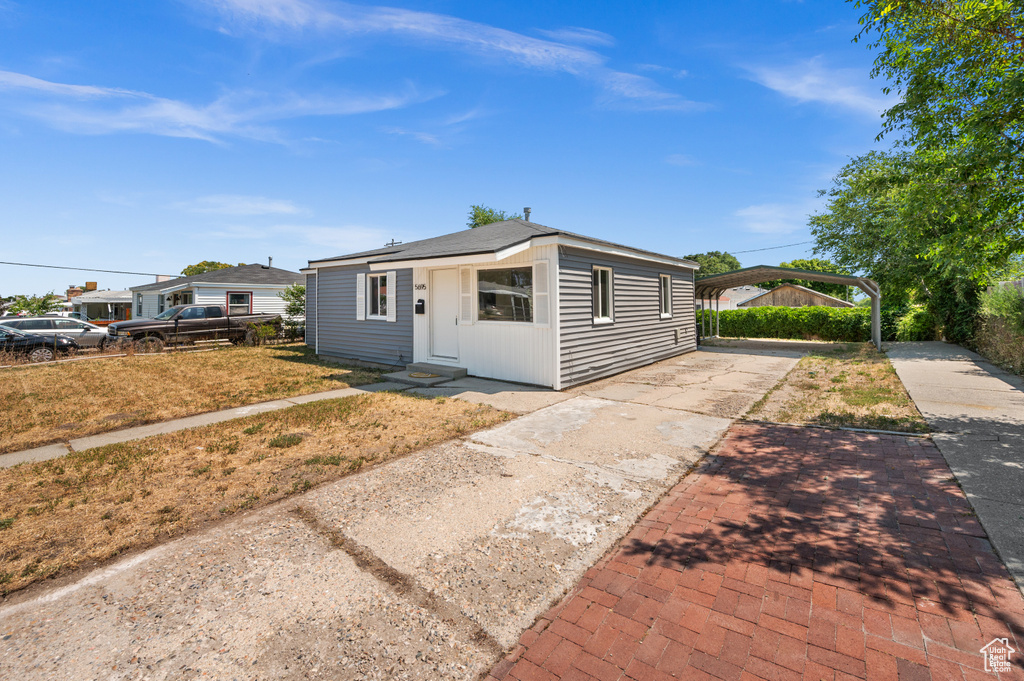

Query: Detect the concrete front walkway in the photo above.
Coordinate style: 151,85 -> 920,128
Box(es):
0,348 -> 799,680
889,342 -> 1024,596
489,424 -> 1024,681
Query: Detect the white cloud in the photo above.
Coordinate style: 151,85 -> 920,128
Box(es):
380,126 -> 442,146
636,64 -> 689,79
172,194 -> 304,215
208,222 -> 395,253
746,57 -> 895,118
666,153 -> 698,167
198,0 -> 703,112
734,201 -> 817,235
535,27 -> 615,47
0,69 -> 425,142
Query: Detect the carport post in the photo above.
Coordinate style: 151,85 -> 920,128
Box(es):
715,289 -> 720,338
871,291 -> 881,351
858,278 -> 882,351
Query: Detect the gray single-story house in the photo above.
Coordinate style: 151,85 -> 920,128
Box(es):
130,264 -> 303,319
302,219 -> 699,389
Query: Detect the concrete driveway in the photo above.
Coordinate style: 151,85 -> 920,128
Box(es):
889,341 -> 1024,596
0,347 -> 799,680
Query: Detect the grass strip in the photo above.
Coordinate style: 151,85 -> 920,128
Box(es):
745,343 -> 928,433
0,344 -> 382,454
0,391 -> 511,595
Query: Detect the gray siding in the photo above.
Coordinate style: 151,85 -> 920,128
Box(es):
305,273 -> 317,348
316,265 -> 414,366
559,247 -> 696,387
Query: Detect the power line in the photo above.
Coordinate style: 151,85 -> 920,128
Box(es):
0,261 -> 171,278
731,241 -> 813,254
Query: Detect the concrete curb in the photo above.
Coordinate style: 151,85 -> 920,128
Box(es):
0,381 -> 408,468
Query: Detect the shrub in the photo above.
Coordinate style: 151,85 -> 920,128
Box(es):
980,284 -> 1024,334
697,306 -> 872,342
895,305 -> 939,341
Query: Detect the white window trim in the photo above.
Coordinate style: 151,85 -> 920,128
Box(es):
593,266 -> 614,324
474,262 -> 538,325
366,273 -> 388,320
660,274 -> 673,319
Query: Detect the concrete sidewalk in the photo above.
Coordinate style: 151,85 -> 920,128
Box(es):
0,381 -> 408,469
889,341 -> 1024,596
0,348 -> 799,680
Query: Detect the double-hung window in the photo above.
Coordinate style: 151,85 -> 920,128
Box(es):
592,266 -> 613,323
136,295 -> 142,316
367,274 -> 387,319
227,292 -> 251,315
659,274 -> 672,318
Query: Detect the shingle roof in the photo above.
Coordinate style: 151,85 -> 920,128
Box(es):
311,219 -> 698,268
130,264 -> 303,292
73,289 -> 133,303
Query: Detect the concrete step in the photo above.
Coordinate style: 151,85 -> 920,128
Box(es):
404,362 -> 468,379
383,370 -> 454,387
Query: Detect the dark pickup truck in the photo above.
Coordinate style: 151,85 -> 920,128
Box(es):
107,305 -> 282,352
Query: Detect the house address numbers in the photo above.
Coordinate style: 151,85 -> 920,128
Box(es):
414,284 -> 427,290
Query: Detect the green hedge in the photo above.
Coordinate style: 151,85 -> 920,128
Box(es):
697,306 -> 871,341
695,304 -> 930,342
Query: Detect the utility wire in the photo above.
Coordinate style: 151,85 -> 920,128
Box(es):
0,261 -> 171,277
731,241 -> 813,254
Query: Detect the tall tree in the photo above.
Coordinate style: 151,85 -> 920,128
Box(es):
850,0 -> 1024,283
685,251 -> 742,276
467,205 -> 523,228
810,151 -> 986,342
181,261 -> 233,277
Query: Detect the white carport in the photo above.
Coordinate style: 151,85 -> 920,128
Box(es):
694,265 -> 882,350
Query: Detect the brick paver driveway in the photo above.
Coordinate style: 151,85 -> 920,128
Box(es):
488,423 -> 1024,680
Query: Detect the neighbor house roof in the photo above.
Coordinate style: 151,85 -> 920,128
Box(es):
72,290 -> 133,304
309,219 -> 700,269
737,283 -> 855,308
130,264 -> 303,293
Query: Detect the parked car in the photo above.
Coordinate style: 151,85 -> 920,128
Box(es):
0,316 -> 108,348
107,304 -> 283,352
0,326 -> 79,362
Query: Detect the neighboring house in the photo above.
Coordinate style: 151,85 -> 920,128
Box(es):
738,283 -> 854,309
129,264 -> 303,319
71,289 -> 133,323
303,219 -> 699,389
707,285 -> 768,311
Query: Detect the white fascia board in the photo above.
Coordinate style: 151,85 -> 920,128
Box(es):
532,236 -> 698,269
367,252 -> 502,271
299,267 -> 318,274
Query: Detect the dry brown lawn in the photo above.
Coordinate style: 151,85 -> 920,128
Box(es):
746,343 -> 928,433
0,344 -> 382,454
0,391 -> 510,595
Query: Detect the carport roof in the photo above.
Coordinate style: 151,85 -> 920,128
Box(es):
694,265 -> 876,296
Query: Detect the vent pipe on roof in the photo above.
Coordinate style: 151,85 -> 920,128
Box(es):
263,256 -> 272,270
524,207 -> 531,222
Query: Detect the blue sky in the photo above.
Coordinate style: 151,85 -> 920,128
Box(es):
0,0 -> 893,296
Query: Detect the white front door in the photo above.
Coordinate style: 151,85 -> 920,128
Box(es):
430,268 -> 459,360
